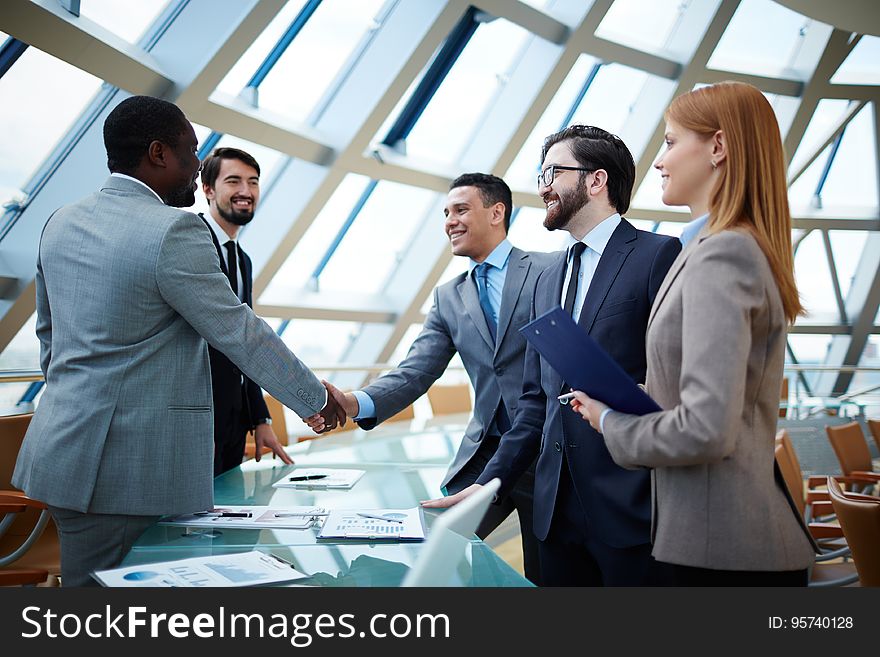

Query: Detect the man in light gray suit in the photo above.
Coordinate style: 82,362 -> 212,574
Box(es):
316,173 -> 555,584
12,95 -> 345,586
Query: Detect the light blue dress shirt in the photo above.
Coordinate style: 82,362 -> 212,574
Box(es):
352,240 -> 514,421
560,213 -> 621,321
680,213 -> 709,247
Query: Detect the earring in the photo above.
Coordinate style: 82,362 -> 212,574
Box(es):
711,160 -> 717,170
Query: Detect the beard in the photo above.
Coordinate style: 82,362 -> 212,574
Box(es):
543,183 -> 589,231
216,200 -> 255,226
166,180 -> 196,208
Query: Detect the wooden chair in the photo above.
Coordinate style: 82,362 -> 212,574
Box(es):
779,377 -> 789,418
773,438 -> 858,586
867,419 -> 880,456
827,476 -> 880,586
825,422 -> 880,493
0,413 -> 60,585
244,394 -> 290,460
427,384 -> 472,416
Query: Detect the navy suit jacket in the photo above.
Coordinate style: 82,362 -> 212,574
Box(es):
477,219 -> 681,547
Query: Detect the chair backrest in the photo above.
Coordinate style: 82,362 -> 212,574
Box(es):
774,432 -> 805,518
779,378 -> 789,418
867,419 -> 880,456
263,394 -> 289,446
825,422 -> 874,476
827,477 -> 880,586
0,413 -> 33,490
427,384 -> 472,416
386,405 -> 415,424
401,478 -> 500,587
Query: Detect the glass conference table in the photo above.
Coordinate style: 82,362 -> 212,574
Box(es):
123,415 -> 532,587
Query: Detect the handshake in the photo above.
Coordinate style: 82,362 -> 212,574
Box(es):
304,380 -> 359,434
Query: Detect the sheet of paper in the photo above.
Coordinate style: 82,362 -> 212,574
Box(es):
272,468 -> 366,490
160,506 -> 328,530
318,507 -> 426,541
93,551 -> 308,587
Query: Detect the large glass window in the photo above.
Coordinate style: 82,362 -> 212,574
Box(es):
216,0 -> 386,123
79,0 -> 170,43
396,17 -> 531,164
595,0 -> 688,55
0,47 -> 102,210
508,207 -> 569,253
793,231 -> 839,323
831,35 -> 880,85
708,0 -> 815,79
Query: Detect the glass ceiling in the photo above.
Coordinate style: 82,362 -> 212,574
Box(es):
0,0 -> 878,408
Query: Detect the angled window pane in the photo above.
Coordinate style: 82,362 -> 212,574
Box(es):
786,335 -> 832,372
508,207 -> 569,253
788,143 -> 829,212
79,0 -> 170,43
400,18 -> 531,164
418,257 -> 469,315
827,231 -> 867,300
595,0 -> 686,55
0,313 -> 38,370
818,103 -> 878,209
794,231 -> 837,322
279,319 -> 361,366
633,143 -> 667,212
319,181 -> 438,293
261,173 -> 367,302
221,0 -> 385,123
505,54 -> 599,191
831,35 -> 880,85
215,0 -> 309,93
0,47 -> 102,209
849,337 -> 880,405
788,99 -> 851,177
708,0 -> 814,79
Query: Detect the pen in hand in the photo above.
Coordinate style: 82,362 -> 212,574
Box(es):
289,474 -> 329,482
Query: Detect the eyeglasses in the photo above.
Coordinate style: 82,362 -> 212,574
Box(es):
537,165 -> 594,188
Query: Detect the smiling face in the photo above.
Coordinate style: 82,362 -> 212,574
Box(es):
443,185 -> 505,262
655,120 -> 717,214
538,140 -> 591,232
204,157 -> 261,226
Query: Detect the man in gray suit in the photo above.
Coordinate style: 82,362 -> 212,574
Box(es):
315,173 -> 555,584
12,95 -> 345,586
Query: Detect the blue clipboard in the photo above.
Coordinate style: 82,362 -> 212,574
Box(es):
519,306 -> 661,416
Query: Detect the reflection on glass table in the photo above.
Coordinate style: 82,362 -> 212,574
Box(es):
123,543 -> 531,587
278,413 -> 470,467
136,463 -> 450,549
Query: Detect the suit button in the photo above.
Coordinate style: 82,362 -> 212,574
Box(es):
554,441 -> 561,452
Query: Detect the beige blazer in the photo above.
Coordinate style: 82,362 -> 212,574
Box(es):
603,227 -> 815,571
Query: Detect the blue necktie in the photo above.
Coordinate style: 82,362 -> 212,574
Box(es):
475,263 -> 497,343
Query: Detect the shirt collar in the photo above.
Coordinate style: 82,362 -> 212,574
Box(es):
468,238 -> 512,273
202,212 -> 238,246
109,172 -> 163,203
566,213 -> 621,257
680,213 -> 710,246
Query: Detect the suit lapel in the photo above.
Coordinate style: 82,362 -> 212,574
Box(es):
578,219 -> 635,333
458,273 -> 495,351
542,254 -> 568,393
495,249 -> 529,355
646,232 -> 703,329
199,213 -> 229,277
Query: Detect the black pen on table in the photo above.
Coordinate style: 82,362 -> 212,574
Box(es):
288,474 -> 329,482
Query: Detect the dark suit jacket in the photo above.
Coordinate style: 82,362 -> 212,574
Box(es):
477,219 -> 681,547
356,247 -> 555,488
199,215 -> 270,428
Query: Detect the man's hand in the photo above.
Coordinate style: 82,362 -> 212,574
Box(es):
420,483 -> 483,508
304,381 -> 348,434
253,423 -> 293,465
304,380 -> 358,433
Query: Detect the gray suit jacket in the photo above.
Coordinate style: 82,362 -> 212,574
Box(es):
357,247 -> 556,488
603,228 -> 815,571
13,176 -> 326,515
